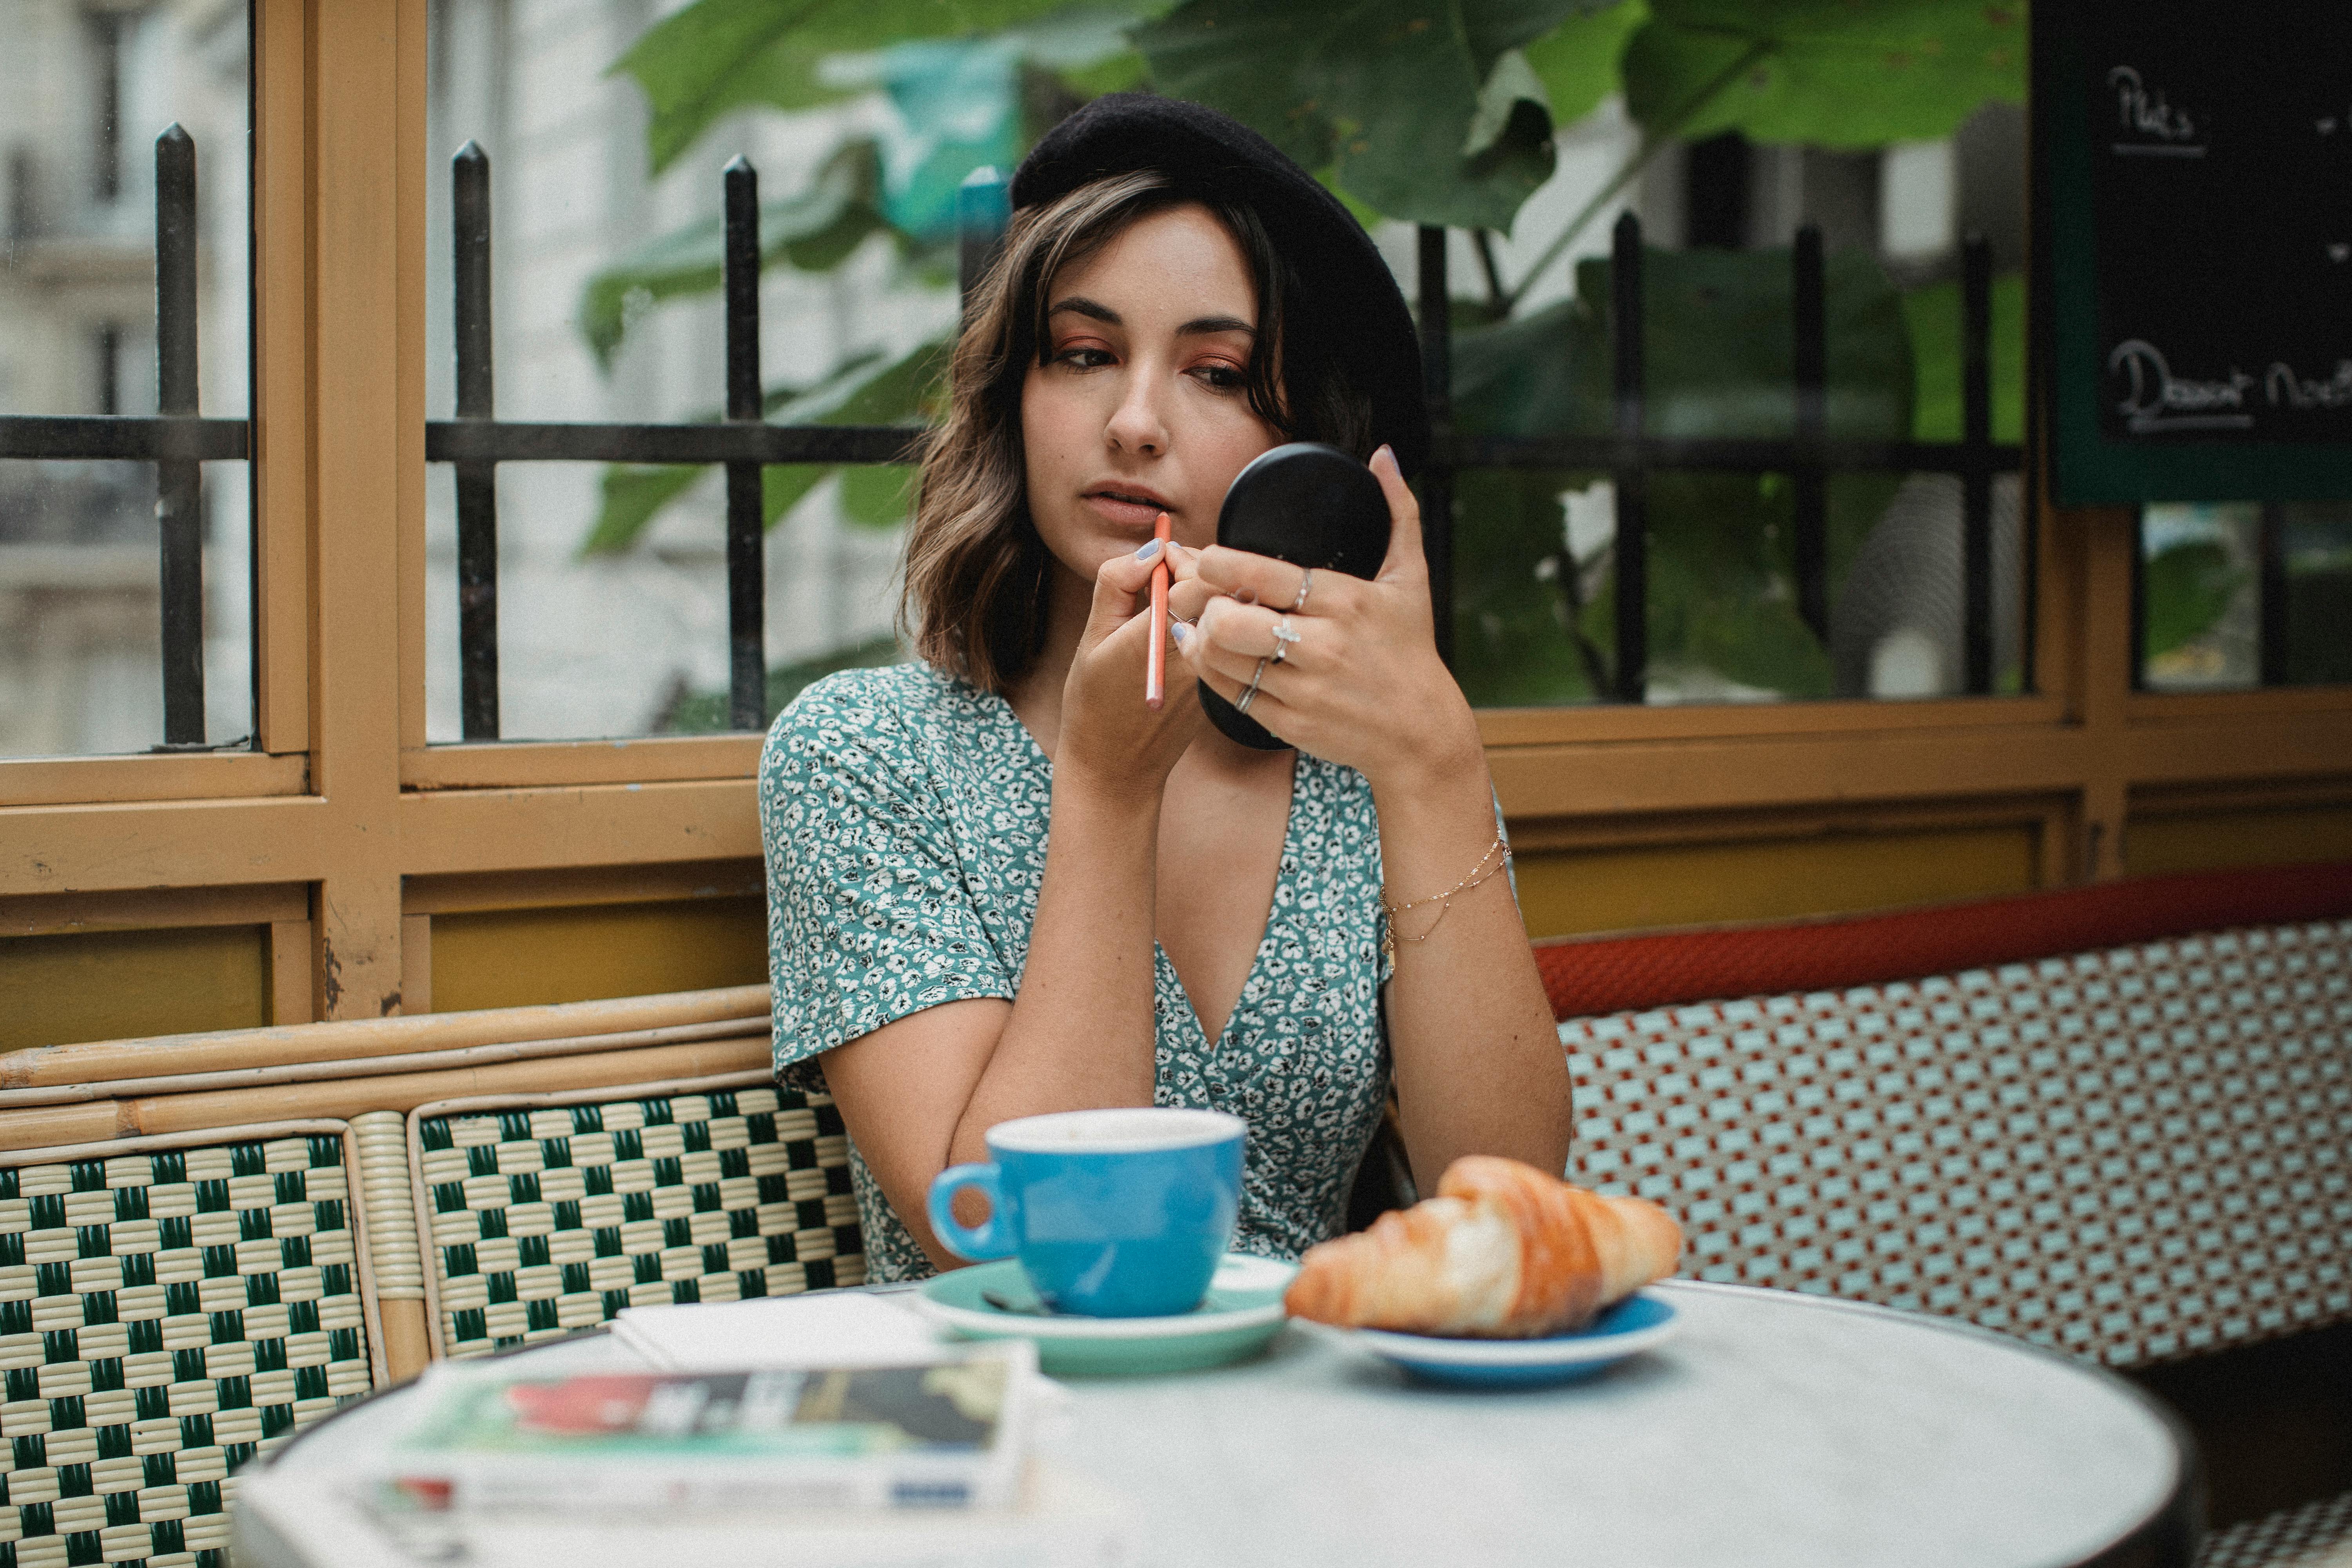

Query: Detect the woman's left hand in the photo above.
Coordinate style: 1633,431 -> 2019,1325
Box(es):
1181,445 -> 1477,786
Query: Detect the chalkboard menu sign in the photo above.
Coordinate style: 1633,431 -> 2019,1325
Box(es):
2038,2 -> 2352,503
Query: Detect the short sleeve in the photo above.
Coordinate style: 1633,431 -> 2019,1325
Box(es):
759,675 -> 1016,1090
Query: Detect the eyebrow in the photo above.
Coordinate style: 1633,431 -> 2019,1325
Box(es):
1047,296 -> 1256,337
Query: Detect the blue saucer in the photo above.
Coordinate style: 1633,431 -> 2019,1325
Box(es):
1343,1290 -> 1680,1388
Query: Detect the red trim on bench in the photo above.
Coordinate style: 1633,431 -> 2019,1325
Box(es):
1532,859 -> 2352,1020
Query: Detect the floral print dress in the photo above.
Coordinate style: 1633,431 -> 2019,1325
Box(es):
759,662 -> 1394,1282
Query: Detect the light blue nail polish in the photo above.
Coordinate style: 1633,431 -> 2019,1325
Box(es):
1171,621 -> 1192,648
1134,539 -> 1162,562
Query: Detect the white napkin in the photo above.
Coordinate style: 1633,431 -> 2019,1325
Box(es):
612,1290 -> 944,1371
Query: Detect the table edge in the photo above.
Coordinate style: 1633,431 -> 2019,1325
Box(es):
1655,1281 -> 2204,1568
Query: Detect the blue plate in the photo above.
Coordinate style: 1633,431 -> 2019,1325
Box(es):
1342,1290 -> 1680,1388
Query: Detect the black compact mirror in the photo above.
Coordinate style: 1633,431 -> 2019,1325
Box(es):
1200,443 -> 1391,750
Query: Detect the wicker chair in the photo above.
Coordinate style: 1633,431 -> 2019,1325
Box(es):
400,1073 -> 865,1359
0,1123 -> 388,1568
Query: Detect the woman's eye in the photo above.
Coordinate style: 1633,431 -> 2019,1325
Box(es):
1193,363 -> 1247,391
1054,346 -> 1114,369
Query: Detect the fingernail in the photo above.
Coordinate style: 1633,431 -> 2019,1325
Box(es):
1171,621 -> 1192,648
1374,444 -> 1395,467
1134,539 -> 1161,562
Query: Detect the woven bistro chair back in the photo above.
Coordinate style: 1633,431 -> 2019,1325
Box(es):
0,1123 -> 387,1568
1559,916 -> 2352,1369
407,1071 -> 866,1359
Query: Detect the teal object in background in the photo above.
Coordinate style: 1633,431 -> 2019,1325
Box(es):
873,40 -> 1023,243
915,1253 -> 1295,1377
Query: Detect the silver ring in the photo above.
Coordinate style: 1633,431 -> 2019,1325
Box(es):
1236,657 -> 1270,714
1289,568 -> 1313,613
1269,616 -> 1301,665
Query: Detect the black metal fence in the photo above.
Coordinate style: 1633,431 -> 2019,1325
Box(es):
0,132 -> 2027,751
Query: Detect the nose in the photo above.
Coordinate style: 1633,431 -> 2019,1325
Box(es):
1105,367 -> 1170,457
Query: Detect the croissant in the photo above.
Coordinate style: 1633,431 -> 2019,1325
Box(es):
1284,1156 -> 1682,1338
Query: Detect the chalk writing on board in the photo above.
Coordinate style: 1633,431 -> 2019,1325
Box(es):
2108,66 -> 2206,157
2268,361 -> 2352,412
2107,341 -> 2254,434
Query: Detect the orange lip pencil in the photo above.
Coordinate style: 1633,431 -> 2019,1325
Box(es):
1146,512 -> 1172,709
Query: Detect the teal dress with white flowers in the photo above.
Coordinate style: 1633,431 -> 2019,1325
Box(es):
758,662 -> 1393,1282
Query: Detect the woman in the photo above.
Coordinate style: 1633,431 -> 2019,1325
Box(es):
760,94 -> 1569,1280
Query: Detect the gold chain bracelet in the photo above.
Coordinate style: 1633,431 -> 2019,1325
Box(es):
1380,832 -> 1512,960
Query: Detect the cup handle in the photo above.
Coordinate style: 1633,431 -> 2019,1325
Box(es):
927,1163 -> 1013,1261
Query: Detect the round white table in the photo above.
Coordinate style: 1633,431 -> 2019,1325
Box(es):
247,1280 -> 2198,1568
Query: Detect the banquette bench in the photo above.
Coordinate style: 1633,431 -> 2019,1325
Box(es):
1536,859 -> 2352,1568
3,858 -> 2344,1568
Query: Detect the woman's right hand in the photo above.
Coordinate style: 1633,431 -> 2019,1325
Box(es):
1054,538 -> 1212,791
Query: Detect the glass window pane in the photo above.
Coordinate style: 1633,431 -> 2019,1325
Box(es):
0,0 -> 251,757
423,0 -> 940,744
1432,105 -> 2030,708
2281,502 -> 2352,687
2139,503 -> 2261,691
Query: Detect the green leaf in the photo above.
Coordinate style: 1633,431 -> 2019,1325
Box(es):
1448,466 -> 1605,706
613,0 -> 1146,175
1135,0 -> 1589,229
1521,0 -> 1646,129
582,465 -> 713,559
659,634 -> 907,733
1449,243 -> 1913,701
840,463 -> 917,526
1621,0 -> 2026,151
1465,49 -> 1550,158
615,0 -> 844,173
1054,48 -> 1149,97
1902,270 -> 2024,445
577,139 -> 888,371
1457,243 -> 1914,441
1461,0 -> 1617,74
577,339 -> 941,558
2142,541 -> 2245,661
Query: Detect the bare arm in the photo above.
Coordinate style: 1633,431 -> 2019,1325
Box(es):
815,543 -> 1211,1270
1182,448 -> 1571,1192
1369,735 -> 1570,1193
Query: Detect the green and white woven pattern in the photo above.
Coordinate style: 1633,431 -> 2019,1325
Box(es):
0,1134 -> 375,1568
418,1085 -> 866,1358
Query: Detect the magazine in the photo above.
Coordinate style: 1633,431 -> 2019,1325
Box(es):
391,1340 -> 1037,1513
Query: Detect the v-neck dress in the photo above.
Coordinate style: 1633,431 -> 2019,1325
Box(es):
758,662 -> 1394,1283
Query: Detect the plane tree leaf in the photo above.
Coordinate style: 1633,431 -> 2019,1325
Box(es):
1134,0 -> 1590,230
1621,0 -> 2025,150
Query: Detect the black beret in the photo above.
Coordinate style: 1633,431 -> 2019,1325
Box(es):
1011,93 -> 1430,479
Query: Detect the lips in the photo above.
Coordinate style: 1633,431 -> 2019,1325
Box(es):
1081,485 -> 1173,531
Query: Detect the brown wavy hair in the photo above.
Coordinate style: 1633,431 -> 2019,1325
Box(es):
900,169 -> 1374,693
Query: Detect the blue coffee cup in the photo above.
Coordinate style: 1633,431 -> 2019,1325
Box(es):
926,1107 -> 1245,1318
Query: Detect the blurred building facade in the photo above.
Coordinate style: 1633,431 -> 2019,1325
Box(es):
0,0 -> 250,756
